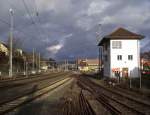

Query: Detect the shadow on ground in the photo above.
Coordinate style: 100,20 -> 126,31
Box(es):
11,80 -> 73,115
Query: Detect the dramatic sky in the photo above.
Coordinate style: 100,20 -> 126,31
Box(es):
0,0 -> 150,60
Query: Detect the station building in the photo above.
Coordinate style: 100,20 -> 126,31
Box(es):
77,58 -> 99,72
98,27 -> 144,78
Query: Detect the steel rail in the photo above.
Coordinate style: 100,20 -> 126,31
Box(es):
0,75 -> 72,114
80,76 -> 150,115
0,72 -> 68,89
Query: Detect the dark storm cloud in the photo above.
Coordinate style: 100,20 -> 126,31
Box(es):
0,0 -> 150,60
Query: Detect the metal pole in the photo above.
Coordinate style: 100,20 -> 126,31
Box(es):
129,71 -> 132,88
77,58 -> 79,71
26,62 -> 27,77
24,56 -> 26,75
66,59 -> 68,71
9,9 -> 14,78
65,60 -> 67,71
35,53 -> 38,72
99,47 -> 101,79
101,47 -> 103,76
137,40 -> 141,89
140,59 -> 144,89
97,24 -> 102,79
140,73 -> 141,88
64,60 -> 66,71
32,48 -> 35,72
39,53 -> 40,72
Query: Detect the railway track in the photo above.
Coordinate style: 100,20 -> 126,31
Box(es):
0,72 -> 68,89
78,79 -> 121,115
61,90 -> 95,115
0,72 -> 53,83
79,76 -> 150,115
0,73 -> 72,106
90,80 -> 150,114
113,86 -> 150,100
0,75 -> 72,115
0,72 -> 65,84
59,91 -> 96,115
79,90 -> 96,115
59,78 -> 96,115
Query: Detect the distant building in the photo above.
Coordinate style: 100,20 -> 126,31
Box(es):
0,42 -> 9,56
141,58 -> 150,72
40,60 -> 48,71
25,53 -> 33,64
14,49 -> 23,57
78,58 -> 99,72
67,60 -> 77,70
98,27 -> 144,78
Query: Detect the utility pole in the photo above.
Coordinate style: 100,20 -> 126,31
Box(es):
137,40 -> 142,89
99,47 -> 101,78
65,60 -> 68,71
39,53 -> 41,72
64,60 -> 66,71
100,46 -> 103,77
140,59 -> 144,88
97,24 -> 102,79
35,53 -> 38,72
129,71 -> 132,88
26,62 -> 28,77
23,56 -> 26,75
32,48 -> 35,73
67,59 -> 68,71
9,9 -> 14,78
76,58 -> 78,71
139,68 -> 142,88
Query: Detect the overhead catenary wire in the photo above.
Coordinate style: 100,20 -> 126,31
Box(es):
0,18 -> 10,26
22,0 -> 35,24
0,1 -> 44,55
32,0 -> 51,39
33,0 -> 38,16
10,0 -> 65,39
21,0 -> 45,42
3,1 -> 38,39
22,0 -> 42,37
1,0 -> 64,49
0,17 -> 36,43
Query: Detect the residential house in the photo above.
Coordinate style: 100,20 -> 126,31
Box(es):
0,42 -> 9,56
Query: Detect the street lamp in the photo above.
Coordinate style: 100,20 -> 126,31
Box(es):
9,8 -> 14,78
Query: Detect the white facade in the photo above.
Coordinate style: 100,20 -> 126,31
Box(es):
109,39 -> 140,78
99,28 -> 143,78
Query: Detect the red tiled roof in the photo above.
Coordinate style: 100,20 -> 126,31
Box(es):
98,27 -> 144,46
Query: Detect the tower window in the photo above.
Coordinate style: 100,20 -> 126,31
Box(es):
117,55 -> 122,60
128,55 -> 133,60
112,41 -> 122,49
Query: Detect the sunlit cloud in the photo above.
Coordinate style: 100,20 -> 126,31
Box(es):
0,0 -> 150,59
